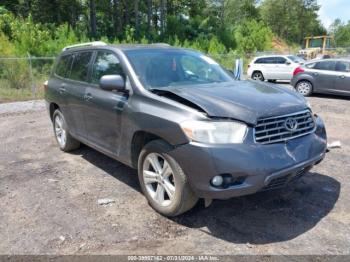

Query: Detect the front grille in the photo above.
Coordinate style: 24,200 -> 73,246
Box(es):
254,110 -> 315,144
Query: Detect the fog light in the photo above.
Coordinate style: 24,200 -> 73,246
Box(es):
211,176 -> 223,187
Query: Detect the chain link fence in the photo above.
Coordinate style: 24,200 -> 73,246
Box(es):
1,48 -> 350,103
0,56 -> 55,103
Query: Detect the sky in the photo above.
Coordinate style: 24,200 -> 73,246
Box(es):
318,0 -> 350,29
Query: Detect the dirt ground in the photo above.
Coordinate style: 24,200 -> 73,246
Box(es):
0,93 -> 349,255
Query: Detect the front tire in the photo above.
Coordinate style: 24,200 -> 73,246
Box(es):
52,109 -> 80,152
138,140 -> 198,217
295,80 -> 313,96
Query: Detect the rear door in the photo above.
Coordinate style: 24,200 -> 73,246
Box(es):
273,56 -> 292,80
50,54 -> 73,119
64,51 -> 94,138
256,57 -> 276,79
310,60 -> 337,93
334,61 -> 350,95
83,50 -> 129,154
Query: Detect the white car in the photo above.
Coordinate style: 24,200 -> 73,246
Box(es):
247,55 -> 305,82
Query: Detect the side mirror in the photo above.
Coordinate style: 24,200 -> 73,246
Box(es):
285,61 -> 291,65
99,75 -> 125,91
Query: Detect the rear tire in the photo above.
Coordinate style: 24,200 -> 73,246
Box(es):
252,71 -> 265,81
295,80 -> 313,96
138,140 -> 198,217
52,109 -> 80,152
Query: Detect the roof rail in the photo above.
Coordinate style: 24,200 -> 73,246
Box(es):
151,43 -> 171,47
62,41 -> 107,51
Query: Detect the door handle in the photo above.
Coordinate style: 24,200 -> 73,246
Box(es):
84,93 -> 93,101
313,72 -> 319,76
340,75 -> 346,79
59,86 -> 66,94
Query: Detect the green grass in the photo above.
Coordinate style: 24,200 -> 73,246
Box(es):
0,80 -> 44,103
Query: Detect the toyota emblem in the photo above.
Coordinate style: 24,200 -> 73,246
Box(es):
284,118 -> 298,131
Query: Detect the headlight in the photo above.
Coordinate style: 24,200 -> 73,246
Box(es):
180,120 -> 248,144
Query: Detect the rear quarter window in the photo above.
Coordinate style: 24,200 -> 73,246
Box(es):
55,55 -> 72,78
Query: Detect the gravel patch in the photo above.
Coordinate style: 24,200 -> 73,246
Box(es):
0,100 -> 45,116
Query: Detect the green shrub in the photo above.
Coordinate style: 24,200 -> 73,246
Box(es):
235,19 -> 273,55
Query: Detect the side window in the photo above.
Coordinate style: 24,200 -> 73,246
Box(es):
70,52 -> 93,82
255,58 -> 266,64
255,57 -> 273,64
314,61 -> 336,71
305,62 -> 316,69
335,61 -> 350,72
91,51 -> 125,84
274,57 -> 287,64
264,57 -> 276,64
55,55 -> 72,78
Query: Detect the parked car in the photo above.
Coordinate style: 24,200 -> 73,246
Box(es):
247,55 -> 305,82
45,42 -> 327,216
291,59 -> 350,96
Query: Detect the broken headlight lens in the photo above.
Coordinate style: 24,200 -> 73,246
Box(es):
180,120 -> 247,144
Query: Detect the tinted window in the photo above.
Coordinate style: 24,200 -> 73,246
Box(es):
305,62 -> 316,69
55,55 -> 72,78
335,61 -> 350,72
69,52 -> 92,82
255,57 -> 275,64
91,51 -> 124,84
274,57 -> 286,64
314,61 -> 336,71
255,58 -> 267,64
256,57 -> 284,64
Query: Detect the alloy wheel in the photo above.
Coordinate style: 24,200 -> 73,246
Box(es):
252,72 -> 264,81
142,153 -> 176,207
297,81 -> 312,96
54,114 -> 67,148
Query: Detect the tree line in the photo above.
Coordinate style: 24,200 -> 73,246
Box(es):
0,0 -> 348,58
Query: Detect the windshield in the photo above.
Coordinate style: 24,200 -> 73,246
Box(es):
287,55 -> 305,63
124,49 -> 233,89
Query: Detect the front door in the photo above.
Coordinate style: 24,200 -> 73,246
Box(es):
334,61 -> 350,95
83,51 -> 129,154
273,57 -> 293,80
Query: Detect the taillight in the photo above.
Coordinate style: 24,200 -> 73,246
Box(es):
293,67 -> 304,76
43,80 -> 48,92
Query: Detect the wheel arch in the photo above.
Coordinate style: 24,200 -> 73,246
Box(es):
131,131 -> 174,168
49,103 -> 60,122
295,78 -> 314,90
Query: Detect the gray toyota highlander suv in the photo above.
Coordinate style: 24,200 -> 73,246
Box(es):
45,42 -> 327,216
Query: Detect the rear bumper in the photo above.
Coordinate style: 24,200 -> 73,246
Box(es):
169,115 -> 327,199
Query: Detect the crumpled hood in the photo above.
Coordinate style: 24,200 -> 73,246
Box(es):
160,80 -> 308,125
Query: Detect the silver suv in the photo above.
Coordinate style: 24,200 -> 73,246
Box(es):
291,59 -> 350,96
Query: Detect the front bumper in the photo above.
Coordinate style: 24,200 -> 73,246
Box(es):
169,115 -> 327,199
